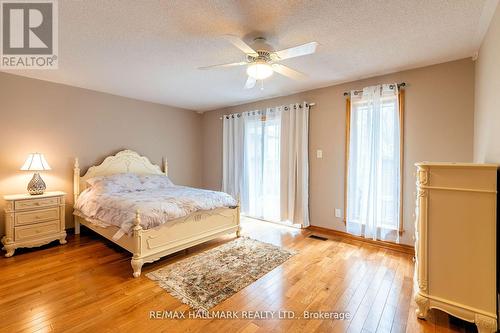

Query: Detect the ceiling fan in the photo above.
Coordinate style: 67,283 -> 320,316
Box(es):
199,35 -> 318,89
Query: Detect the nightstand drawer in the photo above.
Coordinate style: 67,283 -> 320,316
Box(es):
15,220 -> 60,241
15,207 -> 60,226
15,197 -> 59,210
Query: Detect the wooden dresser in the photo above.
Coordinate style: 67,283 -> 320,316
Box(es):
414,163 -> 498,333
2,191 -> 67,257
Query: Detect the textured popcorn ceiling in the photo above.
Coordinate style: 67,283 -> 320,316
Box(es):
2,0 -> 497,111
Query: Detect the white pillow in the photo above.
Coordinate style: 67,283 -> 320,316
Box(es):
86,173 -> 144,193
139,174 -> 174,190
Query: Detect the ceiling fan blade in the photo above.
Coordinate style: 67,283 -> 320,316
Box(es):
198,61 -> 247,70
272,64 -> 307,80
244,76 -> 256,89
273,42 -> 318,60
224,35 -> 258,57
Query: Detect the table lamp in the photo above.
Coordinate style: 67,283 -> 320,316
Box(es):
20,153 -> 51,195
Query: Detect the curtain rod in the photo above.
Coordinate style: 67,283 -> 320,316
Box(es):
219,102 -> 316,120
343,82 -> 406,97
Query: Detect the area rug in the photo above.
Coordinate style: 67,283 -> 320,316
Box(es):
146,237 -> 296,311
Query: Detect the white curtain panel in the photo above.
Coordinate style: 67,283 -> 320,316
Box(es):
280,103 -> 310,227
222,102 -> 310,228
346,84 -> 400,242
222,114 -> 244,199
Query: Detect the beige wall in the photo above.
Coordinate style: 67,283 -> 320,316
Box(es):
474,3 -> 500,163
201,59 -> 475,245
0,58 -> 476,245
0,72 -> 202,235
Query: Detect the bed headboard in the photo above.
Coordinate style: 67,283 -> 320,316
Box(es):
73,150 -> 168,203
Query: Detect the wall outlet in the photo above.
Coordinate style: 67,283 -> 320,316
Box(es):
316,149 -> 323,159
335,208 -> 342,218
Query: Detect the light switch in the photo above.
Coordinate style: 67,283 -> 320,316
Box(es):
335,208 -> 342,218
316,150 -> 323,159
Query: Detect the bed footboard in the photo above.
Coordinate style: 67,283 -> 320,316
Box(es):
130,205 -> 240,278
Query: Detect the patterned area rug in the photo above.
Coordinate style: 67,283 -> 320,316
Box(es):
146,237 -> 296,311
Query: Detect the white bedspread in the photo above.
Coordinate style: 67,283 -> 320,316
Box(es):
74,186 -> 237,238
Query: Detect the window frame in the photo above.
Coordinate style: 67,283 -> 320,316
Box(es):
343,89 -> 405,235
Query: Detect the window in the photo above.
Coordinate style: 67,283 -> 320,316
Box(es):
344,84 -> 404,242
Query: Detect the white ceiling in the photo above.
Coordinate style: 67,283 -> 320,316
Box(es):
2,0 -> 497,111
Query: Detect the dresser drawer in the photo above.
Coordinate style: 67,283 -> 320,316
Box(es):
14,220 -> 60,241
15,207 -> 60,226
15,197 -> 59,210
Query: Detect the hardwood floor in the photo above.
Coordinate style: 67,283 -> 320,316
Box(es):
0,218 -> 478,333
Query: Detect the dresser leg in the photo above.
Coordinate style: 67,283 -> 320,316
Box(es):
475,314 -> 497,333
414,293 -> 429,320
4,245 -> 15,257
59,236 -> 67,245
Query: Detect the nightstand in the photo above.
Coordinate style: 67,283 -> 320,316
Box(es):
2,191 -> 67,257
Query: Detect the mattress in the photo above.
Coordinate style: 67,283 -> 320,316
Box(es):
74,185 -> 237,239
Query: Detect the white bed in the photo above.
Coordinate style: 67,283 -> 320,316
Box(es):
73,150 -> 240,277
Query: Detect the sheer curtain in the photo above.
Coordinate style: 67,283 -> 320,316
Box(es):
242,109 -> 282,221
346,84 -> 400,242
222,102 -> 310,227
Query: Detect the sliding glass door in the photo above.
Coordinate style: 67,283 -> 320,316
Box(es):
241,113 -> 281,222
222,103 -> 310,227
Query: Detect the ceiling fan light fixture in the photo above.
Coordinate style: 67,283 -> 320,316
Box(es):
246,63 -> 273,80
201,35 -> 317,89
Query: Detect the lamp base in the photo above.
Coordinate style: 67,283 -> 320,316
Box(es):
27,172 -> 46,195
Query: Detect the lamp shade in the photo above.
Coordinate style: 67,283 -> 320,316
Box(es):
247,63 -> 273,80
20,153 -> 51,171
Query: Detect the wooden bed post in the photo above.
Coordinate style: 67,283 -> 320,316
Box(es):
163,157 -> 168,176
131,210 -> 144,278
73,158 -> 81,235
236,195 -> 241,237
